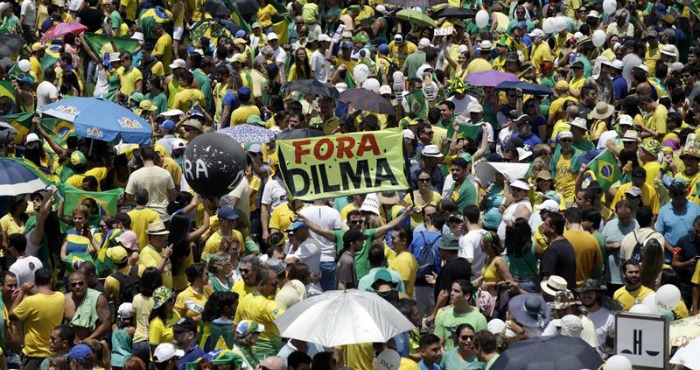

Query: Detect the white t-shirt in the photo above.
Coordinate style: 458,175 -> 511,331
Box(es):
124,165 -> 176,219
497,198 -> 532,247
9,256 -> 43,286
287,238 -> 322,295
20,0 -> 36,27
310,49 -> 330,83
36,81 -> 59,113
261,177 -> 288,213
459,229 -> 485,276
299,205 -> 343,262
448,94 -> 477,115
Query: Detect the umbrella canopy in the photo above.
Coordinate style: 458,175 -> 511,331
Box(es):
465,70 -> 519,87
495,81 -> 554,96
190,19 -> 238,44
218,124 -> 276,144
276,128 -> 326,140
430,6 -> 475,19
671,337 -> 700,369
339,88 -> 395,115
474,161 -> 531,186
396,9 -> 437,28
384,0 -> 447,8
40,22 -> 88,41
0,35 -> 25,59
0,158 -> 49,196
491,335 -> 603,370
0,121 -> 18,134
234,0 -> 259,15
283,79 -> 339,99
274,289 -> 415,347
203,0 -> 231,18
41,97 -> 152,144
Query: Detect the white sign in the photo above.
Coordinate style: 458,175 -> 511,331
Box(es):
615,312 -> 669,370
434,27 -> 454,36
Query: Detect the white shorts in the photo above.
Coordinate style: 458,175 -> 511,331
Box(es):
173,26 -> 184,41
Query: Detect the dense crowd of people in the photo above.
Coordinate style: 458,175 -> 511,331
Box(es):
1,0 -> 700,368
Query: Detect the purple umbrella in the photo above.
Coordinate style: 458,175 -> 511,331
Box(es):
465,70 -> 519,87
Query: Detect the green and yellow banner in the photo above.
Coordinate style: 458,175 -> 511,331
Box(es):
1,111 -> 34,144
61,184 -> 123,217
276,130 -> 409,201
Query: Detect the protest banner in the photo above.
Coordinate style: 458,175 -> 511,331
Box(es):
277,131 -> 410,201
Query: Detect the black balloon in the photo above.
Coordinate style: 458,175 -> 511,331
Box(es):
183,133 -> 246,197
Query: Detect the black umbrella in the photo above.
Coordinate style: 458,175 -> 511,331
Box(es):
233,0 -> 259,16
283,79 -> 340,99
491,335 -> 603,370
339,88 -> 395,115
383,0 -> 446,7
430,6 -> 475,19
0,35 -> 25,59
276,128 -> 326,140
495,81 -> 554,96
204,0 -> 231,18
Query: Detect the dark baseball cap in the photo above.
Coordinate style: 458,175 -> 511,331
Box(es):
172,317 -> 197,333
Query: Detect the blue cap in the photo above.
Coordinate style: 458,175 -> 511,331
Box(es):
238,87 -> 251,100
218,207 -> 240,221
341,41 -> 353,49
190,108 -> 204,118
66,344 -> 92,360
160,120 -> 175,131
379,43 -> 389,53
235,30 -> 246,38
286,221 -> 307,232
266,63 -> 279,74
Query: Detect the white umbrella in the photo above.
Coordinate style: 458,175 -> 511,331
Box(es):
474,161 -> 531,185
670,337 -> 700,370
274,289 -> 415,347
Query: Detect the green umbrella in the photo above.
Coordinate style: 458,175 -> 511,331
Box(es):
397,8 -> 437,28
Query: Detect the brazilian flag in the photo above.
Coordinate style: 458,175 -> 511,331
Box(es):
405,90 -> 427,120
64,251 -> 95,273
60,184 -> 123,217
40,117 -> 74,148
185,349 -> 245,370
230,5 -> 251,33
0,80 -> 15,102
82,33 -> 141,60
586,149 -> 621,192
138,6 -> 173,40
0,111 -> 33,144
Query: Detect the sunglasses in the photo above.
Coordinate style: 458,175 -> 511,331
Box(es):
70,281 -> 85,288
240,268 -> 251,274
460,335 -> 474,340
559,138 -> 573,142
418,178 -> 431,183
349,220 -> 364,224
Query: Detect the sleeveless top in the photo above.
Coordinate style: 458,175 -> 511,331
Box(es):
70,288 -> 102,330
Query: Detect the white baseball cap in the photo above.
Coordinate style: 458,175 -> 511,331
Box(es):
535,199 -> 560,212
318,34 -> 331,43
117,302 -> 134,319
403,129 -> 415,140
169,59 -> 187,69
418,38 -> 433,49
379,85 -> 392,95
267,32 -> 279,40
25,133 -> 40,144
528,28 -> 546,38
152,343 -> 184,364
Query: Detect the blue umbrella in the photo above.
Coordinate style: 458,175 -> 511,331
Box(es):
218,124 -> 276,144
41,97 -> 152,144
0,158 -> 48,196
495,81 -> 554,96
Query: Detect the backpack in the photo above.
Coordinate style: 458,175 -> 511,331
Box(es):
416,231 -> 440,280
112,265 -> 140,305
630,231 -> 646,263
137,57 -> 158,93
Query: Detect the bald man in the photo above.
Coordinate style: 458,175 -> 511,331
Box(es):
260,356 -> 286,370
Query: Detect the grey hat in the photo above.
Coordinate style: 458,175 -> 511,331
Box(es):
438,233 -> 460,251
265,258 -> 286,275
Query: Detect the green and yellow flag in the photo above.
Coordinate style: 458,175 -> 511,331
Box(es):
40,117 -> 75,147
61,184 -> 123,217
405,90 -> 427,120
586,149 -> 621,192
1,111 -> 34,144
0,80 -> 16,101
82,33 -> 141,59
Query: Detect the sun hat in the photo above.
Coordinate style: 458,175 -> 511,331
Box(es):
569,117 -> 588,130
115,230 -> 138,251
107,246 -> 128,264
661,44 -> 678,57
552,315 -> 583,337
549,290 -> 581,309
236,320 -> 265,337
558,131 -> 573,140
25,133 -> 41,144
576,279 -> 607,293
438,233 -> 460,251
377,191 -> 400,205
536,170 -> 553,181
640,139 -> 661,155
147,221 -> 170,235
620,130 -> 640,142
153,343 -> 184,364
182,119 -> 203,132
535,199 -> 560,213
422,145 -> 443,158
479,40 -> 493,50
139,100 -> 157,112
508,293 -> 551,329
128,92 -> 144,103
540,275 -> 569,296
617,114 -> 634,126
152,286 -> 173,309
589,102 -> 614,120
468,101 -> 483,113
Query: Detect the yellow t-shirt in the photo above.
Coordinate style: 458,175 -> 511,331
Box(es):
402,191 -> 441,228
229,105 -> 262,126
645,104 -> 668,136
256,4 -> 278,28
613,285 -> 654,311
569,75 -> 586,94
30,56 -> 43,83
120,0 -> 137,21
13,292 -> 66,358
213,82 -> 229,123
148,316 -> 173,345
127,207 -> 161,250
202,230 -> 245,260
339,343 -> 374,370
233,292 -> 285,343
269,203 -> 307,236
118,66 -> 143,97
530,43 -> 553,73
175,285 -> 212,318
139,245 -> 173,289
340,203 -> 358,222
645,46 -> 661,78
465,58 -> 493,77
172,88 -> 205,111
388,41 -> 417,68
548,96 -> 578,123
154,33 -> 173,75
388,251 -> 417,297
232,280 -> 256,299
172,244 -> 195,291
555,153 -> 576,204
563,230 -> 602,287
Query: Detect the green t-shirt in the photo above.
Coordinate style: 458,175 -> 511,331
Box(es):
450,179 -> 478,212
146,92 -> 168,115
434,306 -> 488,351
109,10 -> 122,30
334,228 -> 377,280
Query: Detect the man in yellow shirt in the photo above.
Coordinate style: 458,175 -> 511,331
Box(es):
153,23 -> 174,75
127,189 -> 161,249
119,0 -> 137,22
229,87 -> 260,126
529,29 -> 553,73
201,207 -> 245,260
30,43 -> 44,83
118,52 -> 143,97
388,226 -> 417,297
610,168 -> 660,214
9,267 -> 65,369
138,221 -> 175,289
644,30 -> 661,78
639,96 -> 667,139
464,41 -> 493,76
388,34 -> 417,68
232,255 -> 260,299
234,266 -> 286,360
172,70 -> 205,111
613,260 -> 653,311
104,246 -> 144,305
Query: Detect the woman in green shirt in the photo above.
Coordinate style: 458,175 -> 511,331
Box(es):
440,324 -> 484,370
145,75 -> 168,115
